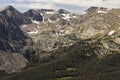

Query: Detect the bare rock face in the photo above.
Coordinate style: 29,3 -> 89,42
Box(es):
23,9 -> 43,22
0,51 -> 28,73
0,5 -> 32,25
0,6 -> 30,73
85,6 -> 107,13
0,13 -> 27,52
75,7 -> 120,39
1,5 -> 120,75
113,38 -> 120,45
34,35 -> 63,51
57,9 -> 71,14
23,8 -> 78,26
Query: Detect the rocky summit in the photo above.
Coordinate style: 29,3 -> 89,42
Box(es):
0,5 -> 31,73
0,5 -> 32,25
0,5 -> 120,80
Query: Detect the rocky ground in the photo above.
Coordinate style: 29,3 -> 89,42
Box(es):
0,5 -> 120,78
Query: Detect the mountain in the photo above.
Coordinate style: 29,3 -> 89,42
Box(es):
21,9 -> 78,52
0,5 -> 32,25
57,9 -> 71,14
10,7 -> 120,80
75,7 -> 120,39
85,6 -> 108,13
20,6 -> 120,53
0,13 -> 27,51
0,6 -> 32,73
1,34 -> 120,80
0,5 -> 120,80
23,8 -> 78,26
23,9 -> 43,22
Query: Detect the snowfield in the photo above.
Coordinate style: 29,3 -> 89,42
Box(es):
98,10 -> 107,14
108,30 -> 115,35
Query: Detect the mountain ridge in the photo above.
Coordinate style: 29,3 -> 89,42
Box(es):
0,5 -> 120,79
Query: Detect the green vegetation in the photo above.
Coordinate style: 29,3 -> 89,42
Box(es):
0,39 -> 120,80
55,77 -> 73,80
65,34 -> 78,41
0,71 -> 8,77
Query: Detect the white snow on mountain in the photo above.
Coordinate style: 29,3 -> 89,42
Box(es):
31,20 -> 40,24
62,14 -> 71,20
107,8 -> 112,10
46,12 -> 54,14
73,15 -> 77,18
27,30 -> 39,35
40,13 -> 43,16
98,10 -> 107,14
108,30 -> 115,35
20,24 -> 27,28
48,19 -> 53,23
37,26 -> 40,28
81,12 -> 87,15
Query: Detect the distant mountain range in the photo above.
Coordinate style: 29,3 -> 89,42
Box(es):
0,5 -> 120,80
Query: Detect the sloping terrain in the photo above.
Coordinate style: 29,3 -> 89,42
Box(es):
0,5 -> 31,25
0,5 -> 120,80
1,33 -> 120,80
0,6 -> 31,73
75,7 -> 120,39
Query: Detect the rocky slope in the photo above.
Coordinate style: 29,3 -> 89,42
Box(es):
75,7 -> 120,39
0,6 -> 31,73
0,5 -> 120,76
21,6 -> 120,52
21,9 -> 78,52
23,9 -> 43,22
1,31 -> 120,80
23,8 -> 78,26
0,5 -> 32,25
0,5 -> 78,73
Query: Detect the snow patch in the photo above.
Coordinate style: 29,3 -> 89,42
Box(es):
42,16 -> 45,22
62,14 -> 71,20
107,8 -> 112,10
37,26 -> 40,28
32,20 -> 40,24
108,30 -> 115,35
27,30 -> 39,34
98,11 -> 107,14
62,14 -> 66,16
20,25 -> 27,28
48,19 -> 53,23
81,12 -> 87,15
40,13 -> 43,16
73,16 -> 77,18
46,12 -> 54,14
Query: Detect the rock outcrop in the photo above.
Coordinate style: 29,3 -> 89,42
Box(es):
0,5 -> 30,73
0,5 -> 32,25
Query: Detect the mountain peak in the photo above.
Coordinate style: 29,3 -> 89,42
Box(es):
86,6 -> 107,12
57,9 -> 70,14
0,5 -> 32,25
0,5 -> 15,12
5,5 -> 14,9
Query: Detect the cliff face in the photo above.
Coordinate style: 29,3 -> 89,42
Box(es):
0,51 -> 28,73
0,13 -> 27,52
23,9 -> 43,22
0,6 -> 30,73
0,5 -> 32,25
